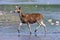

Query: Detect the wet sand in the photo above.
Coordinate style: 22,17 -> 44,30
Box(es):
0,22 -> 60,40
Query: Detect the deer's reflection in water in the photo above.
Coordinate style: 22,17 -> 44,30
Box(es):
17,34 -> 46,40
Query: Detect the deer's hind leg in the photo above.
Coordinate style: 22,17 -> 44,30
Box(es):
35,20 -> 46,33
35,20 -> 41,33
40,20 -> 46,33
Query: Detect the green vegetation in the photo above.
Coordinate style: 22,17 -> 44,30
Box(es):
0,14 -> 20,23
0,5 -> 60,12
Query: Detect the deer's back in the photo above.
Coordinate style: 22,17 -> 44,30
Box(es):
21,13 -> 44,23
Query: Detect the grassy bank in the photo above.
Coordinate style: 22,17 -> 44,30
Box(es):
0,14 -> 20,23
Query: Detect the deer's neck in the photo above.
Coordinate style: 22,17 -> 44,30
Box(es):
18,10 -> 24,18
20,13 -> 23,16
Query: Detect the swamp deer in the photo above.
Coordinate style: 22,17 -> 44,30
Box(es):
14,6 -> 46,35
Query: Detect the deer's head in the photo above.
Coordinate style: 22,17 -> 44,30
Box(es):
14,6 -> 21,13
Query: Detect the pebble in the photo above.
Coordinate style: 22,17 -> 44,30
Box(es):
56,21 -> 59,24
56,21 -> 59,25
51,22 -> 54,25
48,19 -> 52,23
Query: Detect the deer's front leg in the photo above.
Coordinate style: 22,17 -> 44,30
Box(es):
27,23 -> 32,35
18,21 -> 22,33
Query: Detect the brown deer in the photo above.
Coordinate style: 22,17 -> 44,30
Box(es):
14,6 -> 46,35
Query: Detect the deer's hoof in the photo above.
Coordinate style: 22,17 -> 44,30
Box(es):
18,30 -> 20,33
35,30 -> 37,32
30,32 -> 32,34
35,34 -> 37,37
